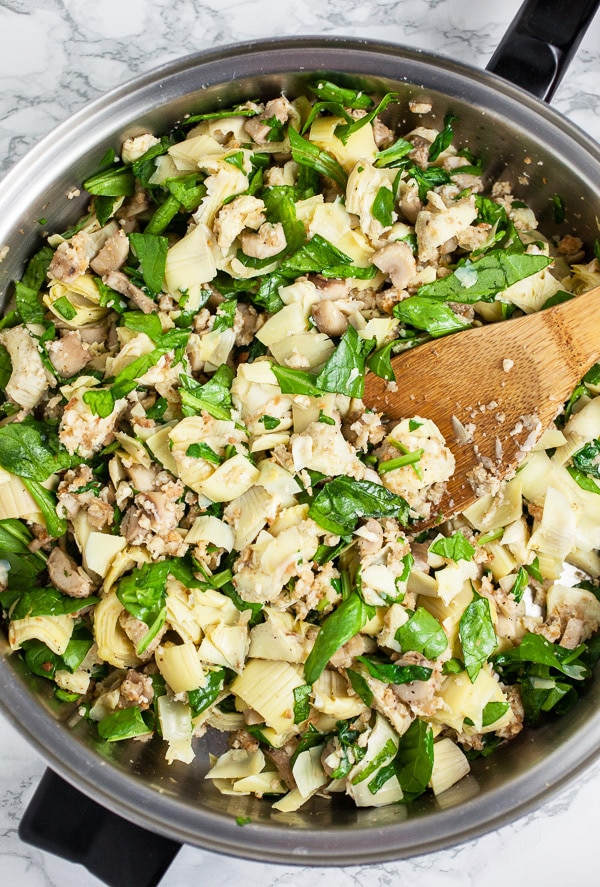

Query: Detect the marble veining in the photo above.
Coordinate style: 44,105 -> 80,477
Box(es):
1,1 -> 600,885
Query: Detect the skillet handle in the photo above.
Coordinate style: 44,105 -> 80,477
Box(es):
486,0 -> 600,101
19,769 -> 181,887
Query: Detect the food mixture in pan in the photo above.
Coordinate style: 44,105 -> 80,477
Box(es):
1,80 -> 600,812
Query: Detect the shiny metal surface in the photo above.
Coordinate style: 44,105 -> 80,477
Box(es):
1,37 -> 599,865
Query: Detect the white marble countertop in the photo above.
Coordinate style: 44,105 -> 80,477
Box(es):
1,1 -> 600,885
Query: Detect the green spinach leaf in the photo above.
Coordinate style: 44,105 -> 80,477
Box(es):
459,590 -> 497,682
393,296 -> 470,337
395,607 -> 448,659
304,592 -> 375,685
308,476 -> 410,535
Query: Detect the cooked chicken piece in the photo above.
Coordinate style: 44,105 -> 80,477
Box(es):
372,241 -> 416,289
243,97 -> 293,145
103,270 -> 157,314
47,546 -> 96,598
46,330 -> 92,378
134,491 -> 184,535
118,668 -> 155,708
213,195 -> 266,251
59,390 -> 127,458
121,133 -> 160,164
0,324 -> 50,410
375,416 -> 455,519
311,300 -> 348,336
240,221 -> 286,259
90,229 -> 130,276
47,232 -> 93,283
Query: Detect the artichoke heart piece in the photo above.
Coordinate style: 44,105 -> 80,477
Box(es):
231,659 -> 306,733
164,223 -> 217,309
429,737 -> 471,796
9,614 -> 74,655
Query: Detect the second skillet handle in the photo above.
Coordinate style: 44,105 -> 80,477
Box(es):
19,769 -> 181,887
486,0 -> 600,102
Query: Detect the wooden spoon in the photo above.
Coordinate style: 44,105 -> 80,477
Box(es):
363,285 -> 600,527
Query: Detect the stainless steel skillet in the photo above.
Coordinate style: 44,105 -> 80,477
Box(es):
0,1 -> 599,884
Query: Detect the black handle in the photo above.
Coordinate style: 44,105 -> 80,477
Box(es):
486,0 -> 600,102
19,769 -> 181,887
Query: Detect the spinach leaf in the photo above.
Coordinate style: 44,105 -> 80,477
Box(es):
459,590 -> 497,682
52,296 -> 77,320
492,632 -> 590,681
428,113 -> 458,162
251,272 -> 286,314
0,519 -> 47,589
270,364 -> 325,397
395,607 -> 448,659
552,193 -> 566,224
510,566 -> 529,603
21,479 -> 66,537
14,282 -> 45,324
481,700 -> 510,727
346,667 -> 373,706
310,79 -> 374,110
128,233 -> 168,294
97,707 -> 152,741
293,684 -> 312,723
165,174 -> 206,212
356,655 -> 432,685
334,92 -> 399,145
374,137 -> 413,168
407,164 -> 451,201
280,233 -> 353,276
304,591 -> 375,685
22,245 -> 54,292
212,298 -> 237,333
308,476 -> 410,535
567,467 -> 600,494
429,531 -> 475,562
82,389 -> 116,419
571,439 -> 600,479
186,442 -> 222,464
0,416 -> 81,481
417,251 -> 552,303
179,364 -> 234,420
262,186 -> 306,255
289,127 -> 348,191
0,344 -> 12,390
116,561 -> 170,654
393,296 -> 470,337
315,324 -> 375,398
366,339 -> 397,382
83,165 -> 135,197
9,586 -> 98,620
188,667 -> 227,718
392,718 -> 434,800
121,311 -> 164,342
371,186 -> 394,227
110,329 -> 190,399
